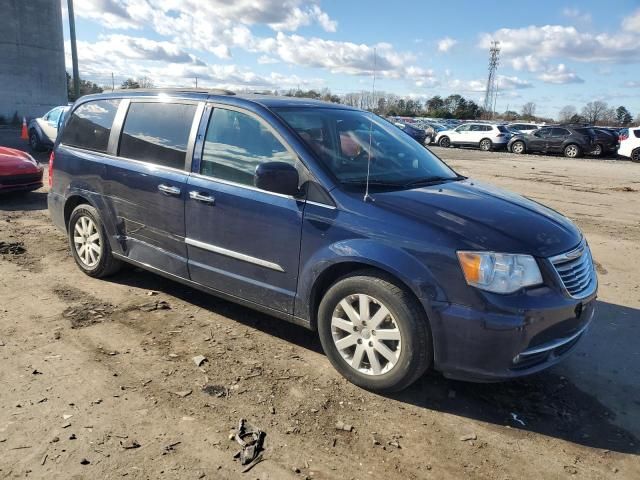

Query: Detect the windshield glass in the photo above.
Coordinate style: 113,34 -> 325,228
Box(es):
274,108 -> 458,188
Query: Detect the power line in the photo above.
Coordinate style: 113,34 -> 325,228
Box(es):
482,40 -> 500,119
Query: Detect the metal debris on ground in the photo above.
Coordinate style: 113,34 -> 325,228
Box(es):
0,241 -> 26,255
232,418 -> 266,471
192,355 -> 207,367
202,384 -> 228,398
139,300 -> 171,312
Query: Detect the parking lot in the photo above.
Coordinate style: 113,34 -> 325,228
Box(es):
1,128 -> 639,479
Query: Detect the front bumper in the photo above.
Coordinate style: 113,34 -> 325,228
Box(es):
0,175 -> 43,193
427,291 -> 596,382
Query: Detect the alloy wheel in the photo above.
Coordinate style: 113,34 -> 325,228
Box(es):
480,139 -> 491,151
73,215 -> 102,268
331,294 -> 402,376
593,144 -> 603,156
512,141 -> 525,154
565,145 -> 579,158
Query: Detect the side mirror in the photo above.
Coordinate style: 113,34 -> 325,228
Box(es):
255,161 -> 299,196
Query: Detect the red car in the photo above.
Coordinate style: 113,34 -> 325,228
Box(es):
0,146 -> 44,193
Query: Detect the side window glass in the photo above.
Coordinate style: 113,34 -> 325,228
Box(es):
119,102 -> 197,170
552,128 -> 569,137
456,125 -> 470,132
201,108 -> 297,187
538,128 -> 551,138
60,99 -> 120,153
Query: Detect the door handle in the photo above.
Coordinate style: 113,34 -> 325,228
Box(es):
189,191 -> 215,205
158,184 -> 181,196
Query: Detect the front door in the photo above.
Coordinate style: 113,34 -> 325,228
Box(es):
547,127 -> 571,153
529,128 -> 551,152
185,105 -> 305,313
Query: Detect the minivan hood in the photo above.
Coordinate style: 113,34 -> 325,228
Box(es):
372,179 -> 581,258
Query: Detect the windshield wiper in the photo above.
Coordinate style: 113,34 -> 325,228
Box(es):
340,179 -> 405,187
402,175 -> 466,188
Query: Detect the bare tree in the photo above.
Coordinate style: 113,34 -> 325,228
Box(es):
138,76 -> 155,89
558,105 -> 576,123
521,102 -> 536,119
581,100 -> 608,124
601,107 -> 617,126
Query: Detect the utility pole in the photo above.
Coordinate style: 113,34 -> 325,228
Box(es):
482,40 -> 500,120
111,72 -> 115,91
195,77 -> 198,88
67,0 -> 80,100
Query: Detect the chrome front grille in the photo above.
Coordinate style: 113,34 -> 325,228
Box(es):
550,242 -> 597,298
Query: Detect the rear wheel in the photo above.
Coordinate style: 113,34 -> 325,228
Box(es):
592,144 -> 603,157
564,144 -> 582,158
68,204 -> 122,278
317,271 -> 431,392
632,148 -> 640,163
438,136 -> 451,148
29,130 -> 43,152
511,140 -> 525,154
479,138 -> 492,151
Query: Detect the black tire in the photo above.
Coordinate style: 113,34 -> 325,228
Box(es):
68,204 -> 122,278
479,138 -> 492,151
592,144 -> 603,157
438,136 -> 451,148
563,143 -> 582,158
631,148 -> 640,163
511,140 -> 526,154
29,130 -> 43,152
317,270 -> 432,392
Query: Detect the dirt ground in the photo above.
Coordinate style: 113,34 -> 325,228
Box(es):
1,131 -> 639,479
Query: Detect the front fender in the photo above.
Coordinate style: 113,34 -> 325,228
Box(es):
295,238 -> 446,323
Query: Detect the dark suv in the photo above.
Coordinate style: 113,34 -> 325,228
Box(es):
508,126 -> 595,158
48,89 -> 597,392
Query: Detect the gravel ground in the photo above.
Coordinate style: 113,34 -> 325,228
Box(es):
1,133 -> 639,479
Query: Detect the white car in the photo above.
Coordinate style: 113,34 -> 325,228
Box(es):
27,105 -> 70,152
435,123 -> 511,151
618,127 -> 640,162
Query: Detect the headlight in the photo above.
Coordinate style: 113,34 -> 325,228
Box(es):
457,251 -> 543,294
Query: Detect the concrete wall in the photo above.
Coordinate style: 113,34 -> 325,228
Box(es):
0,0 -> 67,121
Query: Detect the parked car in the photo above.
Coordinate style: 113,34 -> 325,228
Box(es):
435,123 -> 511,151
508,123 -> 539,132
618,127 -> 640,162
589,128 -> 618,157
28,105 -> 70,152
414,120 -> 447,144
48,89 -> 597,392
0,146 -> 43,193
508,126 -> 594,158
394,121 -> 428,145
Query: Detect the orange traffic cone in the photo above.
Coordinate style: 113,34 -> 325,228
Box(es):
20,117 -> 28,140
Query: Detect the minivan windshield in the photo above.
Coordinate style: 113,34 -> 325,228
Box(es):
274,108 -> 460,189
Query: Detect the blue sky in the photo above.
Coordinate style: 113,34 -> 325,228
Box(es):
62,0 -> 640,118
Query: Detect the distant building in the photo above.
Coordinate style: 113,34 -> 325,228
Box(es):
0,0 -> 67,121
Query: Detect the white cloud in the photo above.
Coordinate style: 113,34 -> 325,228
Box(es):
497,75 -> 533,89
481,23 -> 639,64
437,37 -> 457,53
257,55 -> 279,65
624,81 -> 640,88
622,9 -> 640,31
448,75 -> 532,93
536,64 -> 584,84
562,7 -> 592,23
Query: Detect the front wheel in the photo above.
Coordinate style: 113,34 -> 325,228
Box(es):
632,148 -> 640,163
68,204 -> 122,278
438,136 -> 451,148
564,144 -> 582,158
317,271 -> 432,392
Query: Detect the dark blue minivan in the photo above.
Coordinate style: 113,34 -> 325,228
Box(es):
48,89 -> 597,392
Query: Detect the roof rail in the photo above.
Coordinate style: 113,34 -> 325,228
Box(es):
119,87 -> 235,96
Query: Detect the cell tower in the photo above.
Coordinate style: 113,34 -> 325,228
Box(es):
482,41 -> 500,119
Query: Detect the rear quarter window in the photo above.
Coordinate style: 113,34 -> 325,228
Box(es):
61,99 -> 120,153
118,102 -> 197,170
634,130 -> 640,139
497,125 -> 509,133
